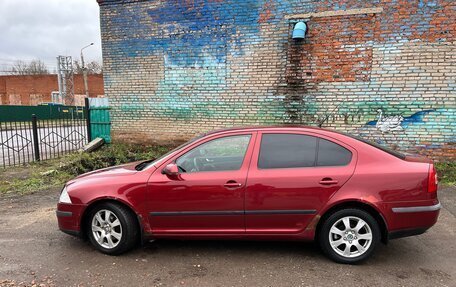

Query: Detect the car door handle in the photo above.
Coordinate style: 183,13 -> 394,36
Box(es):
224,181 -> 242,188
319,178 -> 338,185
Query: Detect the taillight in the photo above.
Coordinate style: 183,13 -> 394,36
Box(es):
428,164 -> 438,193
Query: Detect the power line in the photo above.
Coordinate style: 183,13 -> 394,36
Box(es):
0,57 -> 58,62
0,61 -> 58,66
0,62 -> 58,67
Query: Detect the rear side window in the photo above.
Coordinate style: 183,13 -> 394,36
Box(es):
258,134 -> 352,169
258,134 -> 317,169
343,133 -> 405,160
317,138 -> 352,166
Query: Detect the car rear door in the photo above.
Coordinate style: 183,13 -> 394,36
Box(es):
245,131 -> 357,234
147,132 -> 257,235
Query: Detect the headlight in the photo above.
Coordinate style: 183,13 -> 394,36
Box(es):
59,186 -> 72,204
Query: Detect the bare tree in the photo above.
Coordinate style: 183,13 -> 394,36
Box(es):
10,61 -> 28,75
86,60 -> 103,74
10,60 -> 49,75
73,60 -> 103,74
73,60 -> 83,74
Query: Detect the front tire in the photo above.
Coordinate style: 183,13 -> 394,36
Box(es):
87,202 -> 138,255
319,208 -> 380,264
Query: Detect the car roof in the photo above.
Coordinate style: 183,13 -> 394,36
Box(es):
203,125 -> 406,160
203,125 -> 347,137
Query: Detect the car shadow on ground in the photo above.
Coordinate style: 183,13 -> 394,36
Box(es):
143,239 -> 322,257
68,236 -> 422,266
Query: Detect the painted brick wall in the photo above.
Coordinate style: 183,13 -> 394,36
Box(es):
97,0 -> 455,159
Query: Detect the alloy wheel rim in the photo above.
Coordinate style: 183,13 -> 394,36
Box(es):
329,216 -> 372,258
91,209 -> 122,249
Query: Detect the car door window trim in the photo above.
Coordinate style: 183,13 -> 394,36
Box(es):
257,133 -> 352,170
175,134 -> 252,174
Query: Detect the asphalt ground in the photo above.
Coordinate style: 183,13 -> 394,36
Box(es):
0,186 -> 455,287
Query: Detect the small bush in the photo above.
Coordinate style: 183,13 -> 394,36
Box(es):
58,143 -> 169,176
435,162 -> 456,187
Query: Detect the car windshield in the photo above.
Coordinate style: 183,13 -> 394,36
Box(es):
135,134 -> 205,171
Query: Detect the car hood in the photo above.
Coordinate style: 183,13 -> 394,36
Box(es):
67,161 -> 154,184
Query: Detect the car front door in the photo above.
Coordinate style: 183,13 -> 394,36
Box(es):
245,131 -> 357,234
147,132 -> 256,235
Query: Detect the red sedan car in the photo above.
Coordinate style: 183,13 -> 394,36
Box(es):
57,126 -> 440,264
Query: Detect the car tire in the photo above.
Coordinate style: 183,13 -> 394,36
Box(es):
319,208 -> 380,264
87,202 -> 138,255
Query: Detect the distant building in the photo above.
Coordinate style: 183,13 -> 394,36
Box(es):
97,0 -> 455,159
0,74 -> 104,106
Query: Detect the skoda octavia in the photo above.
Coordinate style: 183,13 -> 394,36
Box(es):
57,126 -> 440,264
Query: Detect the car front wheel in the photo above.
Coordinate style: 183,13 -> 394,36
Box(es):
87,202 -> 138,255
319,208 -> 380,264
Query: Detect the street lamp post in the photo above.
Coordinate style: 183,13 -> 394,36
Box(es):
80,43 -> 94,98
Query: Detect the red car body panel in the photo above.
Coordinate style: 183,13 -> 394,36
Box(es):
146,131 -> 257,235
57,126 -> 440,242
244,130 -> 357,236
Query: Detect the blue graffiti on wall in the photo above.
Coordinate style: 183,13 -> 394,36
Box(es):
108,0 -> 291,67
366,109 -> 434,132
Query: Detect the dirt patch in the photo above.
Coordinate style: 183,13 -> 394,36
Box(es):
0,167 -> 33,182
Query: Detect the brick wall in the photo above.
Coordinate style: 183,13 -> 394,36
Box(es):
0,74 -> 105,106
97,0 -> 455,159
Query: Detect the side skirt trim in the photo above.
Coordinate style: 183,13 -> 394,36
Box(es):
245,210 -> 317,215
149,210 -> 317,216
150,211 -> 244,216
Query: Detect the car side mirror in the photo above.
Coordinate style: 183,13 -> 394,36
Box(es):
162,163 -> 180,177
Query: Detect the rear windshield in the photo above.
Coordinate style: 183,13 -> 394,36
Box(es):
344,133 -> 406,160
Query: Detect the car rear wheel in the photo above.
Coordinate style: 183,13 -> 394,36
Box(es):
87,202 -> 138,255
319,208 -> 380,264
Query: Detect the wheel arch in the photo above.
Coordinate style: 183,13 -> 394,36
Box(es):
80,197 -> 143,241
315,200 -> 389,244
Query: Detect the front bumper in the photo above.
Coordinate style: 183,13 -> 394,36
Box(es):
56,202 -> 86,237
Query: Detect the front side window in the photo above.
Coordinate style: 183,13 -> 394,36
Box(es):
176,135 -> 251,173
258,134 -> 317,169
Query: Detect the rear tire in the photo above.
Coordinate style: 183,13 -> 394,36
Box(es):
87,202 -> 138,255
319,208 -> 380,264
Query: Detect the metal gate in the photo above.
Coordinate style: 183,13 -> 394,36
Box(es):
86,98 -> 111,144
0,107 -> 88,168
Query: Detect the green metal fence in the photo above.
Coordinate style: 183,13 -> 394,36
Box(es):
1,109 -> 88,168
1,98 -> 111,167
0,105 -> 85,122
86,98 -> 111,144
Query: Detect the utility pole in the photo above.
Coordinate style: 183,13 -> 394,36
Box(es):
80,43 -> 94,98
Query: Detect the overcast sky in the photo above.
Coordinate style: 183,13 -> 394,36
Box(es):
0,0 -> 102,73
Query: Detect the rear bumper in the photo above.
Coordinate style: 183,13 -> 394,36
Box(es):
384,200 -> 441,237
388,227 -> 429,240
392,202 -> 441,213
56,203 -> 86,237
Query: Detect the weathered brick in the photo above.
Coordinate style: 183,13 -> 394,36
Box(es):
97,0 -> 456,160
